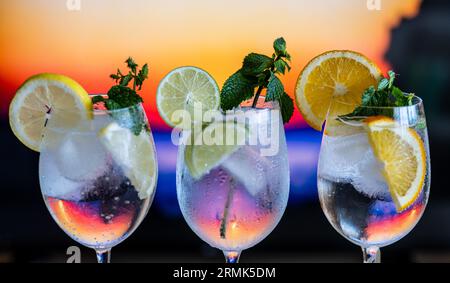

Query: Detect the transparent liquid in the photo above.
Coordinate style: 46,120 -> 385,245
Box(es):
42,165 -> 151,250
177,141 -> 289,252
39,114 -> 154,250
318,124 -> 430,247
318,177 -> 427,247
178,148 -> 289,251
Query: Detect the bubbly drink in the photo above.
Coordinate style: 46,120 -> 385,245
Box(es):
39,113 -> 155,251
43,168 -> 150,249
318,122 -> 430,247
177,107 -> 290,252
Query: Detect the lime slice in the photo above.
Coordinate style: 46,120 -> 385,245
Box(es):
9,73 -> 92,151
156,66 -> 220,128
99,122 -> 158,200
186,121 -> 247,179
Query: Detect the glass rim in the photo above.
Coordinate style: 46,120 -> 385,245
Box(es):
89,94 -> 144,114
333,95 -> 423,110
239,95 -> 280,110
41,94 -> 145,134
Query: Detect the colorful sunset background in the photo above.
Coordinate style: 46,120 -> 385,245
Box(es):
0,0 -> 422,214
0,0 -> 421,129
0,0 -> 422,204
4,0 -> 450,262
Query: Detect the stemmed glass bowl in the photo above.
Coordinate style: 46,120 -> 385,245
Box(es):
176,99 -> 290,263
317,97 -> 430,263
39,99 -> 158,263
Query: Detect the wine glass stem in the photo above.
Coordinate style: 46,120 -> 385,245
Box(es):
362,246 -> 380,263
96,249 -> 111,263
224,251 -> 241,263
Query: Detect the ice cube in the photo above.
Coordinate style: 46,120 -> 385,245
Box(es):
56,132 -> 109,182
39,151 -> 84,201
319,134 -> 370,182
91,112 -> 115,132
352,149 -> 390,199
319,133 -> 390,199
222,147 -> 269,196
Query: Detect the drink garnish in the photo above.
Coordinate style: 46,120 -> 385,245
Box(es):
339,71 -> 414,119
156,66 -> 220,128
9,74 -> 92,152
339,71 -> 425,212
295,50 -> 382,131
99,122 -> 157,200
218,38 -> 294,239
365,116 -> 426,211
220,37 -> 294,123
185,121 -> 247,180
93,57 -> 149,135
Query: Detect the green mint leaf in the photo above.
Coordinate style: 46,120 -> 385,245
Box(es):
274,60 -> 286,75
278,92 -> 294,124
242,53 -> 273,76
108,105 -> 146,136
266,74 -> 284,101
361,86 -> 376,104
221,37 -> 292,116
388,70 -> 396,88
378,78 -> 389,91
128,106 -> 146,135
98,58 -> 149,136
134,76 -> 142,89
285,53 -> 292,62
120,74 -> 133,87
391,87 -> 414,107
283,59 -> 291,71
105,86 -> 145,135
107,85 -> 143,107
105,99 -> 121,110
125,57 -> 138,72
136,64 -> 149,90
220,70 -> 257,110
110,74 -> 120,81
273,37 -> 287,57
256,70 -> 271,86
339,70 -> 414,120
92,95 -> 105,104
139,64 -> 149,79
407,93 -> 414,104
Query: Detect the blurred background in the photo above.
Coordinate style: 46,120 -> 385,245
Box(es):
0,0 -> 449,263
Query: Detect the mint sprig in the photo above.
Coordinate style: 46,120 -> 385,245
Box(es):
340,71 -> 414,119
93,58 -> 149,135
220,37 -> 294,123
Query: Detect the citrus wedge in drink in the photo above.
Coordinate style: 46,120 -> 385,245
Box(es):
9,73 -> 92,151
295,50 -> 382,131
324,118 -> 366,137
156,66 -> 220,128
99,122 -> 157,200
185,121 -> 247,179
365,116 -> 426,211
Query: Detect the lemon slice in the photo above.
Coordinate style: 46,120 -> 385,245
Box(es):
365,116 -> 426,211
186,121 -> 247,179
295,50 -> 381,131
156,66 -> 220,128
99,122 -> 158,200
9,73 -> 92,151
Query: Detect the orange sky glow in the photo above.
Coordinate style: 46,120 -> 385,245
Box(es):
0,0 -> 421,130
